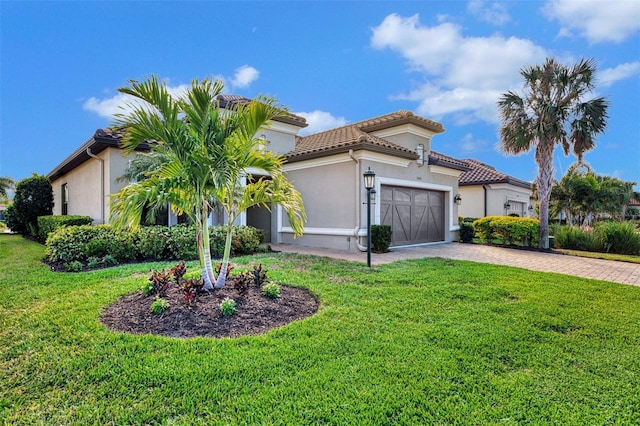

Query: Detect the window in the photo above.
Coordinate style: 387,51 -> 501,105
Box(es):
61,183 -> 68,215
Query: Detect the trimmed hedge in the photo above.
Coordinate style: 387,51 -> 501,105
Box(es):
44,224 -> 263,264
37,215 -> 93,242
371,224 -> 392,253
472,216 -> 539,247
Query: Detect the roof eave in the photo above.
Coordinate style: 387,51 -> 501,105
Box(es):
286,142 -> 418,163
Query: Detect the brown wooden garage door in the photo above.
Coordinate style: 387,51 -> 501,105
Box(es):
380,186 -> 445,246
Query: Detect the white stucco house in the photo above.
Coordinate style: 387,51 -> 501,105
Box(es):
48,96 -> 531,252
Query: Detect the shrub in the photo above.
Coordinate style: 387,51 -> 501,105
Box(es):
209,225 -> 262,257
37,215 -> 92,242
165,224 -> 198,260
10,174 -> 53,237
149,269 -> 172,298
181,278 -> 204,306
371,224 -> 392,253
598,222 -> 640,255
64,260 -> 83,272
150,297 -> 170,315
458,222 -> 475,243
220,298 -> 237,316
262,282 -> 281,299
136,226 -> 171,260
472,216 -> 539,247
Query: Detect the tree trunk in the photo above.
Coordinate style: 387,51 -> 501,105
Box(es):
214,221 -> 235,289
536,141 -> 555,249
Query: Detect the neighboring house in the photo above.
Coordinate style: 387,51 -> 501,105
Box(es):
457,158 -> 533,219
47,103 -> 469,252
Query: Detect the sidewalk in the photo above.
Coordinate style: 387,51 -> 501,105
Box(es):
269,242 -> 640,287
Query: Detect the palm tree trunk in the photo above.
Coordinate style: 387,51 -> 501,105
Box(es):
214,221 -> 235,289
197,208 -> 216,290
536,141 -> 555,249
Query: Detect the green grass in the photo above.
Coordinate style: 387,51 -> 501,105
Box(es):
2,234 -> 640,424
555,248 -> 640,264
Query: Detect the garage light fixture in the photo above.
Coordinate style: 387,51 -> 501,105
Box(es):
454,193 -> 462,205
504,201 -> 512,210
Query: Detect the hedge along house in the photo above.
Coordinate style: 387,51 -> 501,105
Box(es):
457,158 -> 533,219
280,110 -> 467,251
47,94 -> 308,236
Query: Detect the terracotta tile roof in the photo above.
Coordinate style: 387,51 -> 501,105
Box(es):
287,110 -> 445,162
428,151 -> 470,171
216,94 -> 308,128
356,110 -> 445,134
459,158 -> 531,189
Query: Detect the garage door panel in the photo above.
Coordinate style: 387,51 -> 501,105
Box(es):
380,185 -> 445,246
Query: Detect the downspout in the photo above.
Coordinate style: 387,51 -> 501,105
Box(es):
483,185 -> 488,217
349,149 -> 368,252
87,148 -> 105,224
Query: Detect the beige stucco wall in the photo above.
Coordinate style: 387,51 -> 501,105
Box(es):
50,147 -> 132,224
281,146 -> 463,251
458,184 -> 533,219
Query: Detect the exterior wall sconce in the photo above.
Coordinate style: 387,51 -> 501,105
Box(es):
504,201 -> 512,210
528,205 -> 534,211
363,167 -> 376,267
416,144 -> 424,166
454,193 -> 462,205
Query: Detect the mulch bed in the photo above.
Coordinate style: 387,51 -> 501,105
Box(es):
101,284 -> 319,339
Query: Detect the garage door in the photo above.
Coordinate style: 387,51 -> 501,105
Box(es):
380,186 -> 445,246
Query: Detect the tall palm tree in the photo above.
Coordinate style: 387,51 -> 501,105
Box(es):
0,176 -> 14,200
109,76 -> 306,289
498,58 -> 609,248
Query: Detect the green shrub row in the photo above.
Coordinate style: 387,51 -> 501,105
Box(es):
553,222 -> 640,255
37,215 -> 93,242
45,224 -> 264,263
472,216 -> 539,247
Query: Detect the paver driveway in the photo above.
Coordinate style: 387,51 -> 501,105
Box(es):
270,242 -> 640,287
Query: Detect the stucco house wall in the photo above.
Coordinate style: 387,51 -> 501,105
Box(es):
457,159 -> 533,219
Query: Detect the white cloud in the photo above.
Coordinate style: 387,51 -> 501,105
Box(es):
459,133 -> 489,154
83,92 -> 140,119
599,62 -> 640,87
467,0 -> 511,26
371,13 -> 547,124
543,0 -> 640,43
84,67 -> 260,119
230,65 -> 259,89
294,110 -> 348,135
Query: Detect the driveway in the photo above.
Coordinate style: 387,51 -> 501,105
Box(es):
269,242 -> 640,287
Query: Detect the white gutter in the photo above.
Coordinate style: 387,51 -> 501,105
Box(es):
86,147 -> 105,224
349,149 -> 368,252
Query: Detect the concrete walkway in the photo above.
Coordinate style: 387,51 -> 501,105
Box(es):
269,242 -> 640,287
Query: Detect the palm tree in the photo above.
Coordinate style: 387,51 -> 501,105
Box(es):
109,76 -> 306,289
0,176 -> 14,200
498,58 -> 609,248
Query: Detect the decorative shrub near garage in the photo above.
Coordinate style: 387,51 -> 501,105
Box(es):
472,216 -> 539,247
371,224 -> 392,253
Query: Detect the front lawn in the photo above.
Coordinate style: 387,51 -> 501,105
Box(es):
1,234 -> 639,424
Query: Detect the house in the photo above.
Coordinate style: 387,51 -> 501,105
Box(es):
457,158 -> 533,219
47,95 -> 307,229
47,103 -> 469,252
281,110 -> 467,251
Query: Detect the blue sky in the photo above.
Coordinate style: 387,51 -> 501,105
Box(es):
2,1 -> 639,190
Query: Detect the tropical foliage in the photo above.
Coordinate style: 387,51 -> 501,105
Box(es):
0,176 -> 14,200
498,58 -> 609,248
109,76 -> 306,289
551,163 -> 635,224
